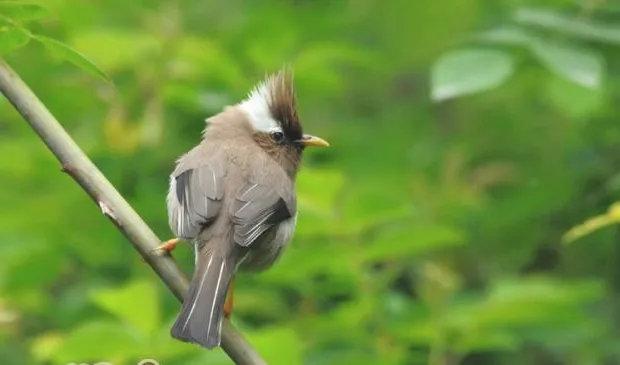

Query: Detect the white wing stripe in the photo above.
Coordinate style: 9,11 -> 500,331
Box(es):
242,184 -> 258,198
206,260 -> 226,339
181,254 -> 213,332
235,200 -> 252,215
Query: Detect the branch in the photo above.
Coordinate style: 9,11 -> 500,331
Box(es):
0,59 -> 267,365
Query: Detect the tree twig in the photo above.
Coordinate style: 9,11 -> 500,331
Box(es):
0,58 -> 267,365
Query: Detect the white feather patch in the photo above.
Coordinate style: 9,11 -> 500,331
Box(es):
273,213 -> 298,248
239,81 -> 281,133
166,175 -> 182,237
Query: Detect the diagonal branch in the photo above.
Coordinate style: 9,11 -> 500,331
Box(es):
0,58 -> 267,365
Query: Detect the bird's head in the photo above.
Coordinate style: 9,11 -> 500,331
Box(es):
238,67 -> 329,174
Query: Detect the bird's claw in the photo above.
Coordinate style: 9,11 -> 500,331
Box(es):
151,238 -> 181,256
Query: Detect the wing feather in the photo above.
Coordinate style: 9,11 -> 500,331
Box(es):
231,183 -> 296,247
167,163 -> 225,240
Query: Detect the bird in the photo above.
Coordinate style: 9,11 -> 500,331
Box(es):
157,67 -> 329,349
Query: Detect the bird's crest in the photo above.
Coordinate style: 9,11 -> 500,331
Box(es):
239,67 -> 302,139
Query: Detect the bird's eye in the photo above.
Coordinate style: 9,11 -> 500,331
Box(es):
270,131 -> 285,143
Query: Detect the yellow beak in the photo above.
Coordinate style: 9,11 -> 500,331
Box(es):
299,134 -> 330,147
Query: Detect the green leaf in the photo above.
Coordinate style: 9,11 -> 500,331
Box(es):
545,74 -> 603,119
363,223 -> 467,262
297,168 -> 345,215
3,243 -> 66,291
404,317 -> 519,351
446,277 -> 604,330
30,332 -> 63,362
33,35 -> 112,83
531,41 -> 603,89
338,177 -> 413,234
0,2 -> 50,21
515,8 -> 620,45
431,49 -> 515,101
246,326 -> 303,365
52,321 -> 143,363
259,230 -> 359,285
294,43 -> 380,95
69,29 -> 160,73
173,35 -> 246,88
0,25 -> 30,54
475,26 -> 534,46
563,202 -> 620,244
90,279 -> 160,336
294,168 -> 346,237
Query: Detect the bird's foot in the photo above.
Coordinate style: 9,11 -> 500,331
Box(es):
152,237 -> 181,255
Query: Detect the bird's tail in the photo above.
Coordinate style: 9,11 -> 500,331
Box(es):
171,243 -> 235,349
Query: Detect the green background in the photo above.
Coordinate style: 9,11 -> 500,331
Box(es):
2,0 -> 620,364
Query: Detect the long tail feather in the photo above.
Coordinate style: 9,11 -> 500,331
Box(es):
171,244 -> 235,349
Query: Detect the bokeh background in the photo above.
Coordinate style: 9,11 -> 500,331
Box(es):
2,0 -> 620,364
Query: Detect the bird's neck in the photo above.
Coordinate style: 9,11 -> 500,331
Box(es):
205,108 -> 302,179
268,145 -> 302,180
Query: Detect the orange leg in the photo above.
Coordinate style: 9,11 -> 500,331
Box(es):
152,238 -> 181,254
224,277 -> 235,319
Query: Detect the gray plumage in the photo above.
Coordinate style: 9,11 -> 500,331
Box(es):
170,163 -> 225,240
166,91 -> 300,349
232,182 -> 295,247
166,69 -> 328,349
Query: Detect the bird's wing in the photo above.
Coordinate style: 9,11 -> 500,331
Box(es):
231,182 -> 296,247
167,162 -> 225,240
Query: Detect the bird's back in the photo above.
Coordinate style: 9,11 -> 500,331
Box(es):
181,109 -> 296,251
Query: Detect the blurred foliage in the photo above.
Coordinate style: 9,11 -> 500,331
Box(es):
3,0 -> 620,364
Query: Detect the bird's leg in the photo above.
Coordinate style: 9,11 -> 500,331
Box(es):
152,237 -> 181,254
224,277 -> 235,319
141,238 -> 181,262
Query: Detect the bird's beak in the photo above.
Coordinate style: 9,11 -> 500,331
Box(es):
298,134 -> 330,147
